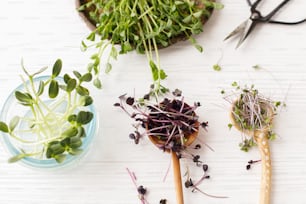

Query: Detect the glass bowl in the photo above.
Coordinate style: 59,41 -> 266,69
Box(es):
0,76 -> 98,169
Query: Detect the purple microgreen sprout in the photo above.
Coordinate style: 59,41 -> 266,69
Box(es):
222,83 -> 284,152
126,168 -> 149,204
115,88 -> 208,155
184,164 -> 228,199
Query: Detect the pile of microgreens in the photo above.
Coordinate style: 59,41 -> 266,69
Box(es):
78,0 -> 223,94
115,88 -> 226,198
0,59 -> 94,163
222,82 -> 284,153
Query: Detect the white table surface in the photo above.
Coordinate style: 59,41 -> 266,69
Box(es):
0,0 -> 306,204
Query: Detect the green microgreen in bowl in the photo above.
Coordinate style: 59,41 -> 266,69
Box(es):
77,0 -> 223,94
222,82 -> 284,152
0,59 -> 95,164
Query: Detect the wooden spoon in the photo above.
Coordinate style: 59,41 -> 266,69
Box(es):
148,122 -> 200,204
230,102 -> 274,204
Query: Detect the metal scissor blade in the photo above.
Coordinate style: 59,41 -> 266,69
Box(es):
236,19 -> 256,49
224,20 -> 249,41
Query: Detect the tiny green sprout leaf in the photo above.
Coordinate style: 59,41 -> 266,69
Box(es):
228,123 -> 233,130
73,70 -> 82,79
212,2 -> 224,9
76,85 -> 89,96
110,46 -> 118,60
81,40 -> 87,51
93,78 -> 102,89
49,79 -> 59,98
77,111 -> 94,125
213,64 -> 221,71
183,15 -> 192,23
193,11 -> 203,18
0,121 -> 9,133
275,101 -> 281,107
68,114 -> 77,123
149,60 -> 159,81
32,66 -> 48,77
52,59 -> 62,77
9,116 -> 20,132
37,80 -> 44,96
80,72 -> 93,82
86,32 -> 96,41
8,154 -> 27,163
105,63 -> 112,74
64,73 -> 72,84
54,154 -> 66,163
77,126 -> 86,137
62,127 -> 78,138
252,64 -> 261,70
194,44 -> 203,52
82,95 -> 93,106
160,69 -> 167,80
15,91 -> 33,105
232,81 -> 238,87
69,136 -> 83,149
68,148 -> 83,155
66,78 -> 77,92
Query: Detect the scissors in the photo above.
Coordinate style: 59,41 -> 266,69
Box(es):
224,0 -> 306,48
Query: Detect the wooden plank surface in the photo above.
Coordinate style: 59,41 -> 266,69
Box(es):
0,0 -> 306,203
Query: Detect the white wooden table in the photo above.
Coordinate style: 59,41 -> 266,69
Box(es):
0,0 -> 306,203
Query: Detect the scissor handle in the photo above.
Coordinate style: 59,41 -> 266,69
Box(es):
263,0 -> 291,21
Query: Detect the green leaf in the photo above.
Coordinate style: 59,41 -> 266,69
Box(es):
183,15 -> 192,24
68,148 -> 83,155
80,72 -> 93,82
195,44 -> 203,52
81,40 -> 87,51
64,74 -> 72,84
0,121 -> 9,133
76,85 -> 89,96
52,59 -> 62,77
37,80 -> 44,96
8,154 -> 27,163
193,11 -> 203,18
15,91 -> 33,105
212,2 -> 224,9
86,32 -> 96,41
73,71 -> 82,79
32,66 -> 48,77
105,63 -> 112,74
54,154 -> 66,163
46,141 -> 65,159
62,127 -> 78,138
159,69 -> 167,80
213,64 -> 221,71
110,46 -> 118,60
68,114 -> 77,123
66,78 -> 77,92
76,111 -> 93,125
49,80 -> 59,98
9,116 -> 20,132
69,136 -> 83,149
93,78 -> 102,89
82,96 -> 93,106
149,60 -> 159,81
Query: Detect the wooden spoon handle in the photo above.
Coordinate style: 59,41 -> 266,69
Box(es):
172,151 -> 184,204
255,132 -> 272,204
